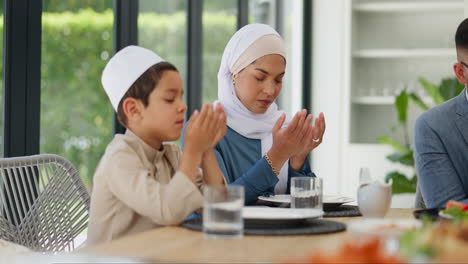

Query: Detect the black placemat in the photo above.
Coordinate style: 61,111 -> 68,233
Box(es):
324,205 -> 361,217
181,217 -> 346,236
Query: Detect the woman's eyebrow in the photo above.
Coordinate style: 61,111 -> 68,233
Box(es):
254,68 -> 269,75
254,68 -> 285,77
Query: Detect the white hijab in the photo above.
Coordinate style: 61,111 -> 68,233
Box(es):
216,24 -> 291,194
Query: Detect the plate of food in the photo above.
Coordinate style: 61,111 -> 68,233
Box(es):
399,214 -> 468,263
438,200 -> 468,220
257,194 -> 354,209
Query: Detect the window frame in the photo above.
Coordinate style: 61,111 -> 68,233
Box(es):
3,0 -> 42,157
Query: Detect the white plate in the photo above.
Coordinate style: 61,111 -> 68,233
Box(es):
242,206 -> 323,220
324,195 -> 355,206
348,218 -> 422,237
438,211 -> 454,220
258,194 -> 354,205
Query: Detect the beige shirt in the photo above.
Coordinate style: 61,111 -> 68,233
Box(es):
87,130 -> 204,246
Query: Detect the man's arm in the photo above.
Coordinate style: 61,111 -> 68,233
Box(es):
414,117 -> 468,208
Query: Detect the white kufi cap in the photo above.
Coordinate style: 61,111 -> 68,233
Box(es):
101,45 -> 164,111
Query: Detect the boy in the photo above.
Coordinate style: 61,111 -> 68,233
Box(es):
87,46 -> 226,245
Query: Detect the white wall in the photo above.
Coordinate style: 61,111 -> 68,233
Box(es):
311,0 -> 348,196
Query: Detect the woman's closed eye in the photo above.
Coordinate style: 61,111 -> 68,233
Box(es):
164,98 -> 175,103
254,75 -> 266,82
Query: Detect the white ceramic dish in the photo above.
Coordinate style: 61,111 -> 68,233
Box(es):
242,206 -> 323,220
258,194 -> 354,206
324,195 -> 355,206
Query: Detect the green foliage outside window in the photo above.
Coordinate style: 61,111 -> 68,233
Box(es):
41,10 -> 114,188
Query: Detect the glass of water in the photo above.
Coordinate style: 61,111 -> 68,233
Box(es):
203,185 -> 244,239
291,177 -> 323,210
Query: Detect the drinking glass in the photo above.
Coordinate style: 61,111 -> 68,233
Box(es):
290,177 -> 323,210
203,185 -> 244,239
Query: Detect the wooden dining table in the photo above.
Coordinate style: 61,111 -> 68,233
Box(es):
80,208 -> 414,263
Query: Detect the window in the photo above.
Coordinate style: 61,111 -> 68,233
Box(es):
202,0 -> 237,104
250,0 -> 304,114
40,1 -> 113,188
249,0 -> 276,25
139,0 -> 187,98
278,0 -> 303,114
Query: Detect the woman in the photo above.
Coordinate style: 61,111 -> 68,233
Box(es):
201,24 -> 325,204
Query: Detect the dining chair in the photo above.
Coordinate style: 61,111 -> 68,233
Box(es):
0,154 -> 90,252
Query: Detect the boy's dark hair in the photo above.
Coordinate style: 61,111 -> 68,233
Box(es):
455,18 -> 468,50
117,61 -> 178,127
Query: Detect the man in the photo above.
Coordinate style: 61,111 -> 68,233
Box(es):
414,18 -> 468,208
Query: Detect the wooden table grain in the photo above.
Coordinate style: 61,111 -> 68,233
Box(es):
80,208 -> 414,263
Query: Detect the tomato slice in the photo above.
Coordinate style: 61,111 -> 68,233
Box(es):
446,200 -> 468,211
